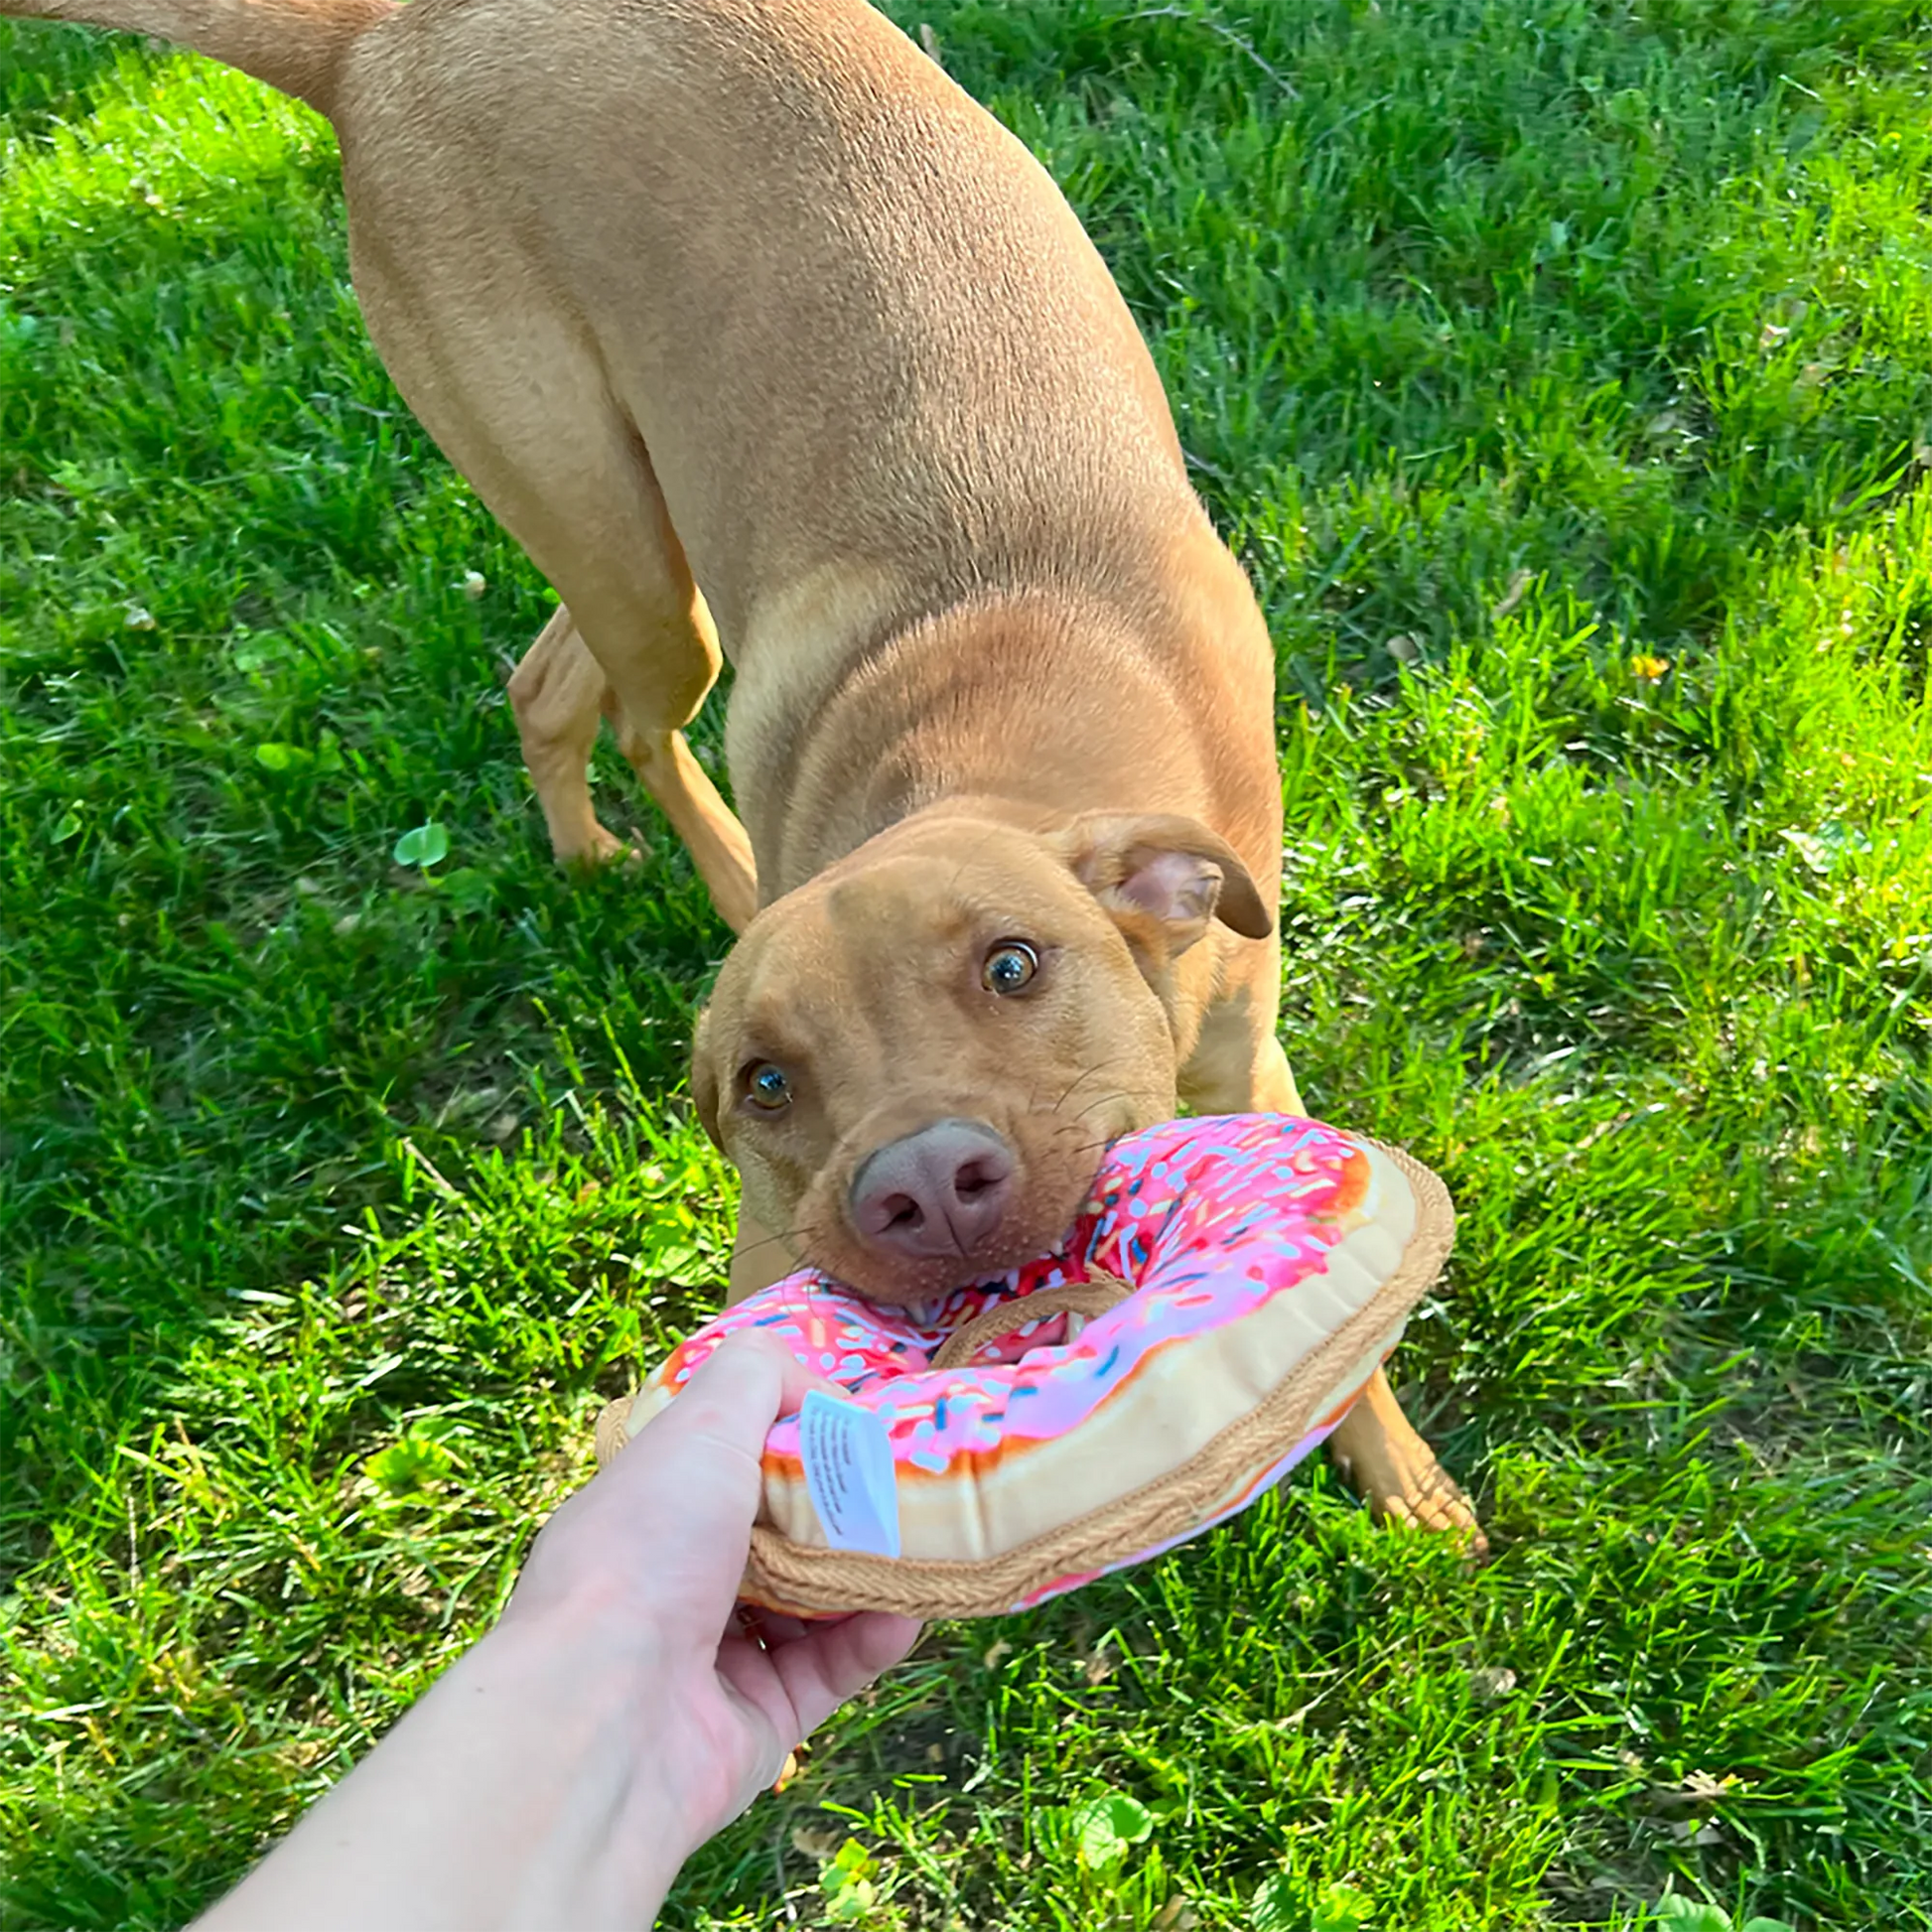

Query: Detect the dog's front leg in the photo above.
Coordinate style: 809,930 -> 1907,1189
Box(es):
1323,1371 -> 1486,1550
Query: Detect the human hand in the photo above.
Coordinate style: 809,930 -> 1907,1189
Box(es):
499,1330 -> 923,1857
190,1328 -> 915,1932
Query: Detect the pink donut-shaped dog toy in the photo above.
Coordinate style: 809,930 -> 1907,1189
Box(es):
597,1114 -> 1455,1619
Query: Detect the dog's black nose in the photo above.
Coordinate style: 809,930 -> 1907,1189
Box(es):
849,1120 -> 1016,1260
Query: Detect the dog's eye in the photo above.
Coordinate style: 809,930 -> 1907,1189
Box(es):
743,1061 -> 792,1111
981,941 -> 1039,995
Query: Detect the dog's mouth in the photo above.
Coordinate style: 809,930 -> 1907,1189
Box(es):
794,1100 -> 1137,1305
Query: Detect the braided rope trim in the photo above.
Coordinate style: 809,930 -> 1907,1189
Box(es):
928,1274 -> 1133,1371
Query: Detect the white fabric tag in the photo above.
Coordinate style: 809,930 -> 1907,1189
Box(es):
798,1390 -> 901,1559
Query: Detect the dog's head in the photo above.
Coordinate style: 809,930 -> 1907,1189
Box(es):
692,808 -> 1271,1303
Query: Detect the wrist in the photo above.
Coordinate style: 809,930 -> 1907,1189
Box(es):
194,1604 -> 694,1932
463,1607 -> 699,1911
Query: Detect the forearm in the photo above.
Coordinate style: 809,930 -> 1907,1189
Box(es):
194,1615 -> 691,1932
186,1335 -> 918,1932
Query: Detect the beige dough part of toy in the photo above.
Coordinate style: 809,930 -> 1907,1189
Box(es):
594,1113 -> 1455,1620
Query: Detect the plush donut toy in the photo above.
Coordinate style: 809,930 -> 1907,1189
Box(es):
595,1113 -> 1453,1619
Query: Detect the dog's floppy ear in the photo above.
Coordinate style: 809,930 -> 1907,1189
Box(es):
1055,812 -> 1273,956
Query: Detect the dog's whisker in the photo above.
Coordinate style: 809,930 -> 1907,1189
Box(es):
1065,1088 -> 1131,1129
1051,1060 -> 1111,1111
1060,1136 -> 1116,1164
730,1222 -> 807,1256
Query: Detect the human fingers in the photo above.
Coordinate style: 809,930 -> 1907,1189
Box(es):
514,1331 -> 821,1626
627,1328 -> 847,1475
712,1611 -> 921,1782
735,1605 -> 812,1648
599,1334 -> 853,1580
765,1613 -> 924,1739
598,1329 -> 816,1533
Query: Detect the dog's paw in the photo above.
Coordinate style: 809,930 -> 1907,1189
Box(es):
558,822 -> 648,872
1362,1460 -> 1489,1559
1329,1430 -> 1489,1558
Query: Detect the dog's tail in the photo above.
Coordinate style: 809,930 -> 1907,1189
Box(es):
0,0 -> 395,116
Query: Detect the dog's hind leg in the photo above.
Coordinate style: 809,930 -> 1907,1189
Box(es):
599,610 -> 759,934
507,606 -> 638,869
503,573 -> 757,931
353,262 -> 759,931
507,605 -> 760,931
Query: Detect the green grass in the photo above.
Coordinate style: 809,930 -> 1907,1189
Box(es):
3,0 -> 1930,1923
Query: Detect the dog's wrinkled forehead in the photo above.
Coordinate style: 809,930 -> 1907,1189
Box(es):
822,866 -> 980,952
724,836 -> 1107,1038
813,818 -> 1085,915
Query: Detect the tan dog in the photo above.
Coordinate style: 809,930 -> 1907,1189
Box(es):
6,0 -> 1478,1540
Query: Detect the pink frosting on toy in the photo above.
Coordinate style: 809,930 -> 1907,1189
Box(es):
652,1115 -> 1370,1476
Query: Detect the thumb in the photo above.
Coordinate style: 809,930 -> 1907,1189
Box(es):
605,1328 -> 844,1533
505,1331 -> 844,1636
